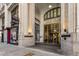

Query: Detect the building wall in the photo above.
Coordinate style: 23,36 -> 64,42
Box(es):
76,3 -> 79,55
18,3 -> 35,47
0,18 -> 2,42
0,3 -> 78,56
35,5 -> 41,20
35,3 -> 77,55
18,3 -> 78,55
60,3 -> 77,55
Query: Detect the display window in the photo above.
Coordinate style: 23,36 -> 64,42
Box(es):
10,6 -> 19,45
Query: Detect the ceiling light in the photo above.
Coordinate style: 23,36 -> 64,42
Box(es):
49,5 -> 52,8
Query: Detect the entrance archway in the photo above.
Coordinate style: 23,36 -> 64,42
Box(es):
35,3 -> 61,48
44,7 -> 61,47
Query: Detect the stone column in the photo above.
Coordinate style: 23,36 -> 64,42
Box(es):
4,4 -> 8,43
76,3 -> 79,55
40,12 -> 44,43
4,4 -> 11,43
27,3 -> 35,46
0,18 -> 2,42
28,3 -> 35,36
68,3 -> 77,55
18,3 -> 29,46
18,3 -> 35,47
61,3 -> 69,55
61,3 -> 77,55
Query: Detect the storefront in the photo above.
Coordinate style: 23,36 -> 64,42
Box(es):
44,7 -> 61,46
7,5 -> 19,45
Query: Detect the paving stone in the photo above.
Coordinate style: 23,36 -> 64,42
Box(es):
0,43 -> 63,56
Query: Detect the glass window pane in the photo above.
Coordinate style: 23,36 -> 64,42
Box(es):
47,12 -> 49,18
45,15 -> 46,19
48,12 -> 50,18
58,8 -> 61,16
44,15 -> 46,20
45,13 -> 47,20
51,10 -> 53,17
54,9 -> 57,17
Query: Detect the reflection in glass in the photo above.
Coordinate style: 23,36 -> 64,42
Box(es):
44,7 -> 61,20
51,10 -> 53,17
58,8 -> 61,16
48,12 -> 50,18
44,15 -> 46,20
54,9 -> 56,17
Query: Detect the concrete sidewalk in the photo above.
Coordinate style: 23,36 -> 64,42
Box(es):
0,43 -> 63,56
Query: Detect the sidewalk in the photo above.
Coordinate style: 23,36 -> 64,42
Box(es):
0,43 -> 63,56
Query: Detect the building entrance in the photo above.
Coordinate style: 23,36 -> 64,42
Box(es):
10,5 -> 19,45
44,23 -> 60,46
35,3 -> 61,47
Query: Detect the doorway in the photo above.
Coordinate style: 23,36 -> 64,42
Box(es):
35,3 -> 61,47
44,23 -> 60,46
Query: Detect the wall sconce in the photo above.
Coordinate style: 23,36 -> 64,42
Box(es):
61,20 -> 71,40
28,32 -> 31,35
64,29 -> 68,33
28,28 -> 32,35
63,19 -> 67,32
61,28 -> 71,40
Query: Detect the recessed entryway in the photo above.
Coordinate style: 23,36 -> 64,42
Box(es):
35,3 -> 61,48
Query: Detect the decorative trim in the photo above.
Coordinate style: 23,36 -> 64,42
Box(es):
24,35 -> 33,37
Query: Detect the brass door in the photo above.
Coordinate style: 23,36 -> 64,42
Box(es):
44,23 -> 60,46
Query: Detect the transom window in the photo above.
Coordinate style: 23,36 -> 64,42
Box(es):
44,7 -> 61,20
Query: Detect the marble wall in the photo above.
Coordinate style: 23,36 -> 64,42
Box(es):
61,3 -> 77,55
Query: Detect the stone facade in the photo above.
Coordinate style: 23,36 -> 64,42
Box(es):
0,3 -> 78,55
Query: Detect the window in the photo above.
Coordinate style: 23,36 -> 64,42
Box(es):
58,8 -> 61,16
51,10 -> 54,18
54,9 -> 57,17
44,7 -> 61,20
11,6 -> 19,45
48,12 -> 50,18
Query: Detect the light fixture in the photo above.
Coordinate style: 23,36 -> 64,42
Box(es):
49,5 -> 52,9
63,19 -> 68,33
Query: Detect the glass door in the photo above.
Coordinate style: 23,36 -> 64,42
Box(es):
44,23 -> 60,46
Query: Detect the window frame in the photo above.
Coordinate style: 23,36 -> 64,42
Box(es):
44,7 -> 61,20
